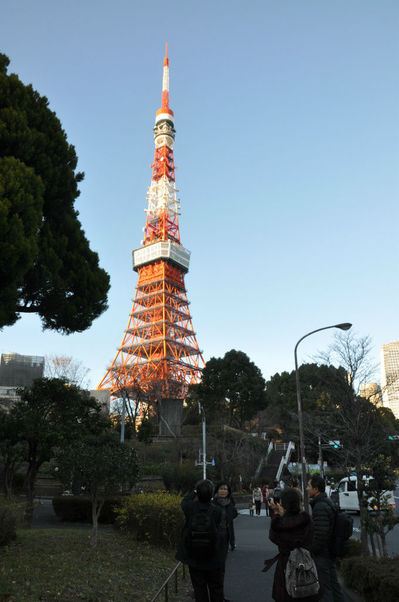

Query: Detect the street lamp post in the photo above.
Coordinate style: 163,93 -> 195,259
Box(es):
120,388 -> 127,443
196,403 -> 215,479
295,322 -> 352,511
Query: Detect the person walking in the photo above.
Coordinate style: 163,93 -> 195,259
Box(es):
213,481 -> 238,552
263,488 -> 320,601
262,484 -> 270,516
253,485 -> 262,516
176,480 -> 225,602
307,475 -> 344,602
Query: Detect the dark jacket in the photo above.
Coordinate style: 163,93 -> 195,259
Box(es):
213,496 -> 238,554
175,490 -> 224,570
267,511 -> 320,602
309,492 -> 335,558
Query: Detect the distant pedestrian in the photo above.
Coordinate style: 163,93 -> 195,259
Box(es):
253,486 -> 262,516
213,481 -> 238,552
176,480 -> 225,602
263,488 -> 320,601
307,475 -> 344,601
273,481 -> 282,504
262,484 -> 270,516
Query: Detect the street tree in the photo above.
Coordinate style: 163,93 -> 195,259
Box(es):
316,331 -> 396,554
362,455 -> 399,557
317,331 -> 377,392
0,53 -> 110,332
13,377 -> 109,523
55,433 -> 139,546
188,350 -> 267,428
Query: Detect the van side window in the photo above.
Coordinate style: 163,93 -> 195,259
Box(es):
338,482 -> 346,493
348,480 -> 356,491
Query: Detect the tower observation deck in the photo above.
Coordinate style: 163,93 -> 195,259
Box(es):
97,46 -> 204,435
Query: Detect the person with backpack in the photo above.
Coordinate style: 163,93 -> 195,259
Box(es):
307,475 -> 344,602
263,488 -> 320,601
213,481 -> 238,552
176,479 -> 225,602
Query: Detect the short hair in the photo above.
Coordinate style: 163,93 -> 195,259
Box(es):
195,479 -> 214,503
281,488 -> 301,514
310,475 -> 325,493
215,481 -> 232,497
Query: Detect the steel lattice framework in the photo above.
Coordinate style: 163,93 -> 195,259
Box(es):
97,46 -> 204,402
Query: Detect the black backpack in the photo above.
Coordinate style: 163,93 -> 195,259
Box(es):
285,547 -> 320,599
187,505 -> 218,557
328,502 -> 353,557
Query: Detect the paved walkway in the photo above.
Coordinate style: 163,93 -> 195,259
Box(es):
224,510 -> 274,600
223,509 -> 363,602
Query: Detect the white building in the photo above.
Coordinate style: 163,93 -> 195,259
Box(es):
381,342 -> 399,419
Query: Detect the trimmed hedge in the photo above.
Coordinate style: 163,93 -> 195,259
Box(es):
0,497 -> 17,546
115,493 -> 184,547
341,556 -> 399,601
52,496 -> 123,523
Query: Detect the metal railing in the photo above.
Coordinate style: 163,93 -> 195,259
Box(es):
151,562 -> 187,602
276,441 -> 296,481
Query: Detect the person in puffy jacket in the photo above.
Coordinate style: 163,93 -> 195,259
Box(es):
264,488 -> 320,602
307,475 -> 343,602
176,479 -> 225,602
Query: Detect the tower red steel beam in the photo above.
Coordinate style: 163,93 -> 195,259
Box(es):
97,47 -> 204,435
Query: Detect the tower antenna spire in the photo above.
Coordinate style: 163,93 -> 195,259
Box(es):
162,42 -> 170,109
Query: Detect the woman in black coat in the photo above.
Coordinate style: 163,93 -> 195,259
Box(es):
213,481 -> 238,554
264,488 -> 320,602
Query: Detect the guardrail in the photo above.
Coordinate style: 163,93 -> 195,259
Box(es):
151,562 -> 187,602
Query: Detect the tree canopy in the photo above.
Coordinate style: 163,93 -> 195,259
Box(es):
11,377 -> 110,522
0,53 -> 110,333
189,349 -> 267,428
55,432 -> 139,546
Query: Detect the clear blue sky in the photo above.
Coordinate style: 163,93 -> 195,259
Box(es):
1,0 -> 398,388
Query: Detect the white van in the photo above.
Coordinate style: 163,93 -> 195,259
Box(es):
337,476 -> 395,513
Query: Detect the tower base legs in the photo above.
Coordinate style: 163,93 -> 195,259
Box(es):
158,398 -> 183,437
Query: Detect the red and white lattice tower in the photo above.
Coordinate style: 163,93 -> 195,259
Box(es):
97,46 -> 204,435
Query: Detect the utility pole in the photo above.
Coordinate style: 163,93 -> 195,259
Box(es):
120,389 -> 127,443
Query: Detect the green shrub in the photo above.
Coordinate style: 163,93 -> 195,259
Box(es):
52,496 -> 123,523
0,497 -> 17,546
115,493 -> 184,547
341,556 -> 399,601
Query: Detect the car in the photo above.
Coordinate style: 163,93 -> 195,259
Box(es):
337,476 -> 395,513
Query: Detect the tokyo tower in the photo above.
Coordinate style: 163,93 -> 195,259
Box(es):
97,46 -> 204,436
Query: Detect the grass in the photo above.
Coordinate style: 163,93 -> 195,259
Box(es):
0,528 -> 180,601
